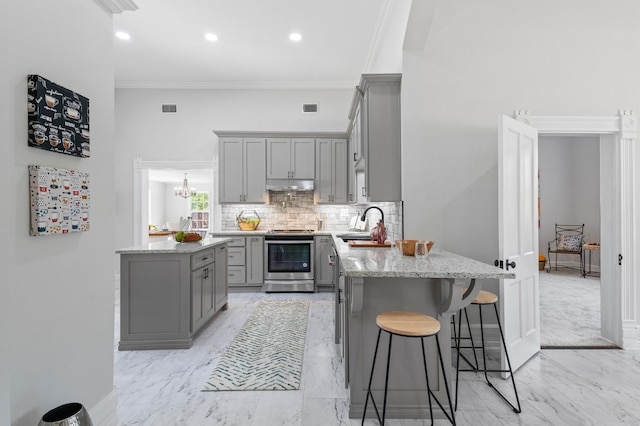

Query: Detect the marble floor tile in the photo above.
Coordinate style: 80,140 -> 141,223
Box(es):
539,268 -> 611,347
114,282 -> 640,425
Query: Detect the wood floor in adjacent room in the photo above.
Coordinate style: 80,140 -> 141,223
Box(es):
114,286 -> 640,425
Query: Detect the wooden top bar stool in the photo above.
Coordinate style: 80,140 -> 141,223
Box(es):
363,311 -> 456,425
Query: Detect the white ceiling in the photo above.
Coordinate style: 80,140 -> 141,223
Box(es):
113,0 -> 389,89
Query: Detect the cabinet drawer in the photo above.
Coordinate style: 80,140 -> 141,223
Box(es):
191,249 -> 215,270
227,266 -> 246,284
227,237 -> 246,247
227,247 -> 246,265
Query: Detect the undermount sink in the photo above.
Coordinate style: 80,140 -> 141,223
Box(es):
337,232 -> 371,242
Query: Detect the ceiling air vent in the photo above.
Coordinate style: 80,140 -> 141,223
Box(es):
302,103 -> 318,113
162,104 -> 177,113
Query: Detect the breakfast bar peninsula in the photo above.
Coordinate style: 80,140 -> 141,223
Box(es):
333,236 -> 515,420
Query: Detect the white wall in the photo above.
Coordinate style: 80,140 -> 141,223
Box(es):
0,0 -> 11,422
3,1 -> 116,424
148,181 -> 166,227
401,0 -> 640,266
114,88 -> 353,252
539,136 -> 600,266
400,0 -> 640,332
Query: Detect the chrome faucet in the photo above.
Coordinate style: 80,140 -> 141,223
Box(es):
361,206 -> 384,223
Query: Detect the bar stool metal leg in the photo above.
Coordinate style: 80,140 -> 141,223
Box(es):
476,304 -> 522,413
362,329 -> 383,425
435,335 -> 457,425
420,337 -> 435,425
455,291 -> 522,415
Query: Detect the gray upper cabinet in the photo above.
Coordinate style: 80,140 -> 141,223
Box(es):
219,137 -> 266,203
349,74 -> 402,202
267,137 -> 315,179
316,138 -> 348,204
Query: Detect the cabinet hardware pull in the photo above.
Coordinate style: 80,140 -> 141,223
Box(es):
506,260 -> 516,271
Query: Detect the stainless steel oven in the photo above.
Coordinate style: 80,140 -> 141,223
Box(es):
263,231 -> 315,292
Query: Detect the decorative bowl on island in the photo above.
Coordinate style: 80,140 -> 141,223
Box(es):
395,240 -> 434,256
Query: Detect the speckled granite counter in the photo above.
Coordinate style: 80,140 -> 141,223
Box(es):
333,236 -> 514,280
116,237 -> 231,254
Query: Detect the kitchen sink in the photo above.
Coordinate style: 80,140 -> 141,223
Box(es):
337,232 -> 371,242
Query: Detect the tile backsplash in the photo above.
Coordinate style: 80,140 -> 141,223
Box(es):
220,191 -> 403,241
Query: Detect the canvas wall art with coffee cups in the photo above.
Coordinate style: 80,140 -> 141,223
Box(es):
27,74 -> 90,158
29,165 -> 90,236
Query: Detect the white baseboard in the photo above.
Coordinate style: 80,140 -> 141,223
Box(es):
621,320 -> 640,349
89,389 -> 118,426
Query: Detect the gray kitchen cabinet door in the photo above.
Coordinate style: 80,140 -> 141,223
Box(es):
315,139 -> 334,203
243,138 -> 267,203
191,264 -> 214,332
332,139 -> 348,203
219,137 -> 266,203
291,138 -> 315,179
214,246 -> 228,312
246,236 -> 264,284
266,137 -> 291,178
316,139 -> 347,204
267,137 -> 315,179
219,137 -> 244,203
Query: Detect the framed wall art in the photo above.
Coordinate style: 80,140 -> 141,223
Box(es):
29,165 -> 90,236
27,74 -> 90,158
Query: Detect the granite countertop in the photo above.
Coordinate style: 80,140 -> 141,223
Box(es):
116,237 -> 232,254
332,234 -> 515,280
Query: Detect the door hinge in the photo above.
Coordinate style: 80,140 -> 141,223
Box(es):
619,254 -> 623,266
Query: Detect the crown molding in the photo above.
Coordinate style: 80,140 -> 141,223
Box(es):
363,0 -> 395,73
95,0 -> 138,14
114,79 -> 356,90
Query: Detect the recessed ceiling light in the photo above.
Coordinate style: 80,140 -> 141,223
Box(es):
115,31 -> 131,40
289,33 -> 302,42
204,33 -> 218,42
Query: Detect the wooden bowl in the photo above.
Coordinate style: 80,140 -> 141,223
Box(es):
395,240 -> 434,256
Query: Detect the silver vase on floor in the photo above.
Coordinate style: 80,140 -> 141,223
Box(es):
39,402 -> 93,426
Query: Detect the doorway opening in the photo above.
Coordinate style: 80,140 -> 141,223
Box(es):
537,135 -> 611,348
133,159 -> 218,246
516,110 -> 637,350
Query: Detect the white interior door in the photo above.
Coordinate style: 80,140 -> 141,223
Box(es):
498,115 -> 540,372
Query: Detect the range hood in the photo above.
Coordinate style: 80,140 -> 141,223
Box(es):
266,179 -> 314,191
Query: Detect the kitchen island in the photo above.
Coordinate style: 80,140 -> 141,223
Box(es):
116,237 -> 231,350
332,236 -> 515,420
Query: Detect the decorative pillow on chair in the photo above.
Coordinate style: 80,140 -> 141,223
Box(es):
557,235 -> 582,251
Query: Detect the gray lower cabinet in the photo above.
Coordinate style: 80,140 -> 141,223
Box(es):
119,243 -> 228,350
315,235 -> 334,291
211,234 -> 264,290
214,246 -> 228,311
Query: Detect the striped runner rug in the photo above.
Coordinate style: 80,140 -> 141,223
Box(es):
203,299 -> 310,391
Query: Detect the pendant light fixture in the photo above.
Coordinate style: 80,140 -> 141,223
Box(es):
174,173 -> 196,198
